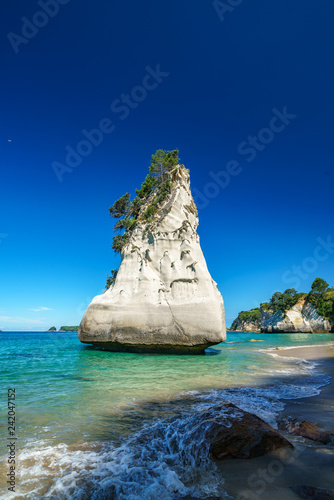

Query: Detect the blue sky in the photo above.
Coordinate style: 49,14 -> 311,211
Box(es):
1,0 -> 333,330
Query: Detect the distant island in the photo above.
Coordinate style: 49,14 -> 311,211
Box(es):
230,278 -> 334,333
46,326 -> 79,332
59,326 -> 79,332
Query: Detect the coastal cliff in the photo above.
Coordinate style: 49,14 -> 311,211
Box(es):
231,281 -> 334,333
79,154 -> 226,353
230,308 -> 262,332
261,299 -> 332,333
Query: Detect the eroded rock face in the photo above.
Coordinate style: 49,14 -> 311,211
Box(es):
230,319 -> 261,332
78,165 -> 226,354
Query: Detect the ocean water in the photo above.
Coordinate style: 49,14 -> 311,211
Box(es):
1,331 -> 333,499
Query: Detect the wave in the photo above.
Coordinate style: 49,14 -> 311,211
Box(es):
262,342 -> 334,351
4,355 -> 331,500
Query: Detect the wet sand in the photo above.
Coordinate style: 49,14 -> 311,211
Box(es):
218,344 -> 334,500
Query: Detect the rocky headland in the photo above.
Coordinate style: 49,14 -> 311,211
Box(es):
230,280 -> 334,333
79,151 -> 226,353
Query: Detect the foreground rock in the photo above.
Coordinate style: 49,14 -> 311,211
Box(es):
207,403 -> 293,460
79,164 -> 226,354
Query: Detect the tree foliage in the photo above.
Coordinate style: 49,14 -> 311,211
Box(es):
106,269 -> 118,289
135,174 -> 155,199
269,288 -> 301,313
309,278 -> 329,300
260,302 -> 271,312
111,234 -> 129,254
108,149 -> 181,256
231,308 -> 261,330
308,277 -> 334,321
149,149 -> 180,178
109,193 -> 131,218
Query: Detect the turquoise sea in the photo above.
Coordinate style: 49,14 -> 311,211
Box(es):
1,331 -> 333,499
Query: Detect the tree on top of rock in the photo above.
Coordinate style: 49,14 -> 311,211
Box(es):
269,288 -> 299,313
308,278 -> 334,321
149,149 -> 180,179
107,149 -> 181,257
109,192 -> 131,218
310,277 -> 329,295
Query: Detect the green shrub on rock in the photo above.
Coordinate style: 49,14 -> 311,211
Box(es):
108,149 -> 181,255
106,269 -> 118,289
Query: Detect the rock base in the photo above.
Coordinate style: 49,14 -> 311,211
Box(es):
207,403 -> 293,460
81,340 -> 213,354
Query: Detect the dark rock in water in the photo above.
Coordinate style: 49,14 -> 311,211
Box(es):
207,403 -> 293,460
279,417 -> 333,444
290,485 -> 334,499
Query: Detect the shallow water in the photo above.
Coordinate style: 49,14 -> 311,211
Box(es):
1,331 -> 333,499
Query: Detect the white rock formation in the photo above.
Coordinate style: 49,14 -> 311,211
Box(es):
79,165 -> 226,353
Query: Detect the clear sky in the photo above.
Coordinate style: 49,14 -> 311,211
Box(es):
1,0 -> 333,330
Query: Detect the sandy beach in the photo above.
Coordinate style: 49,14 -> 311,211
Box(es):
219,344 -> 334,500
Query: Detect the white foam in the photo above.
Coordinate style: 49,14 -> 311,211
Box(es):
3,344 -> 331,500
3,415 -> 228,500
263,342 -> 334,352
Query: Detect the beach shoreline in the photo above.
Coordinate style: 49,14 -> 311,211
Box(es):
219,343 -> 334,500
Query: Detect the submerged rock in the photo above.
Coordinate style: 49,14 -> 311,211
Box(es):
279,417 -> 334,445
79,164 -> 226,354
290,485 -> 334,499
207,403 -> 293,460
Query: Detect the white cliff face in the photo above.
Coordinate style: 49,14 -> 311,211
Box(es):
79,165 -> 226,353
262,299 -> 332,333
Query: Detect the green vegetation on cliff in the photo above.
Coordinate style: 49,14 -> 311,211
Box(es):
231,278 -> 334,330
260,302 -> 271,312
230,308 -> 261,330
108,149 -> 180,255
268,289 -> 307,314
106,149 -> 181,288
59,326 -> 79,332
105,269 -> 118,290
47,326 -> 57,332
308,278 -> 334,322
